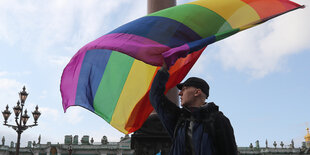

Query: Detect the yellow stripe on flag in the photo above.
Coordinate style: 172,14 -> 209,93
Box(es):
189,0 -> 260,29
110,59 -> 157,133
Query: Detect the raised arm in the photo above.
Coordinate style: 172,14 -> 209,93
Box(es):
149,66 -> 180,137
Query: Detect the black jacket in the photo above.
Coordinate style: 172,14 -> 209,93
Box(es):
149,69 -> 237,155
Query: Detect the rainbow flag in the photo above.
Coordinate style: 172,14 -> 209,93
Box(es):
61,0 -> 303,134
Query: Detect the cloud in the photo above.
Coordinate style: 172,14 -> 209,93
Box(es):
0,71 -> 8,77
0,78 -> 21,90
39,107 -> 60,121
64,107 -> 84,125
48,56 -> 70,67
190,51 -> 214,81
0,78 -> 23,105
210,1 -> 310,78
38,90 -> 48,99
0,71 -> 31,78
0,0 -> 144,67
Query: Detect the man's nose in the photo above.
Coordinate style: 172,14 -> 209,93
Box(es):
178,91 -> 182,96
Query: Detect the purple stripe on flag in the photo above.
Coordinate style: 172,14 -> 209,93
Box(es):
60,49 -> 87,111
93,33 -> 170,66
162,44 -> 190,67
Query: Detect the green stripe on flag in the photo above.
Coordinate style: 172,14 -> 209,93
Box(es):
93,51 -> 134,123
148,4 -> 233,38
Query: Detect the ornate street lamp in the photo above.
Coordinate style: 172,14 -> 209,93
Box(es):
21,110 -> 30,126
1,86 -> 41,155
19,86 -> 28,104
2,105 -> 11,124
32,106 -> 41,125
13,101 -> 22,117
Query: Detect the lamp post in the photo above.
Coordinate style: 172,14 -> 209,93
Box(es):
2,86 -> 41,155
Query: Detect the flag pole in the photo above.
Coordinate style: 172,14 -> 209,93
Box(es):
147,0 -> 176,14
147,0 -> 179,106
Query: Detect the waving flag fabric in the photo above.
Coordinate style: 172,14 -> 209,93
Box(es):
61,0 -> 303,134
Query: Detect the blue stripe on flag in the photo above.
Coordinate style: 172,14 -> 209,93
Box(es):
108,16 -> 202,48
75,49 -> 112,111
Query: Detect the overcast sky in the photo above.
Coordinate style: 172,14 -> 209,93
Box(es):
0,0 -> 309,148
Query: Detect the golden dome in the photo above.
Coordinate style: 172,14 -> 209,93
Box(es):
305,128 -> 310,142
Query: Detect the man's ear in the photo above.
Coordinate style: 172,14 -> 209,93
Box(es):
194,89 -> 202,96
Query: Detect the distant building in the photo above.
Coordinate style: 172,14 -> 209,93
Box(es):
238,128 -> 310,154
0,135 -> 133,155
0,128 -> 310,155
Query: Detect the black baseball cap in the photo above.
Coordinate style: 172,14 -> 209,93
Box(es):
177,77 -> 210,98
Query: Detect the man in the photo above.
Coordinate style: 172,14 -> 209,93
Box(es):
149,64 -> 237,155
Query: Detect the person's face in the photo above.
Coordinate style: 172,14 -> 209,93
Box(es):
178,86 -> 198,107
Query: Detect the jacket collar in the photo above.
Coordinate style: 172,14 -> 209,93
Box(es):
201,102 -> 219,113
181,102 -> 219,117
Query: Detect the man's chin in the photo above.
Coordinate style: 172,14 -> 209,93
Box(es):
181,102 -> 188,107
